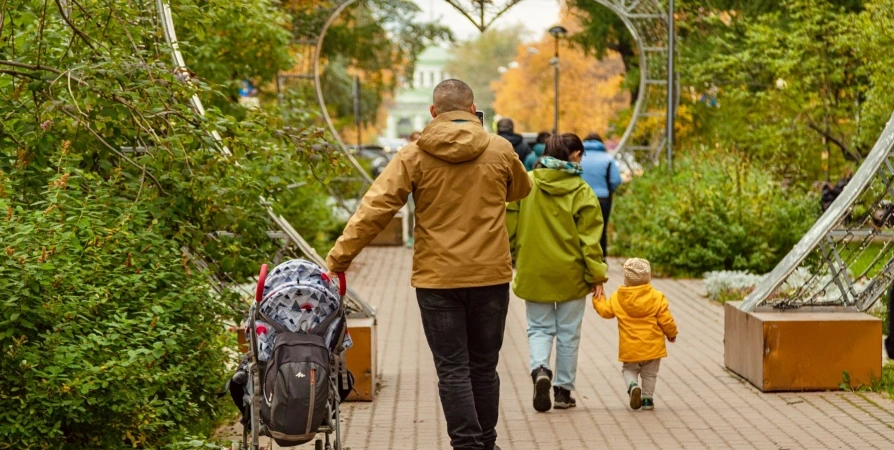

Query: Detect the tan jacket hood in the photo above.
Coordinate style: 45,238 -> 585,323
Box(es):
416,111 -> 489,163
616,284 -> 659,318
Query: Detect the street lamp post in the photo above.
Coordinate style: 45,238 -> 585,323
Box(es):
548,25 -> 567,134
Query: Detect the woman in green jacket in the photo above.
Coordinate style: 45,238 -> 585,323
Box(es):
507,133 -> 608,412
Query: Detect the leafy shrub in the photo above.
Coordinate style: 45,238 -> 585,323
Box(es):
0,1 -> 349,447
0,164 -> 237,448
612,151 -> 818,277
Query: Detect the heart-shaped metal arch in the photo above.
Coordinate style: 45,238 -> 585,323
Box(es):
308,0 -> 676,177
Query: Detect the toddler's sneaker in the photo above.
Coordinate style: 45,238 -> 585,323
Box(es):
642,398 -> 654,410
531,366 -> 553,412
628,381 -> 642,410
553,387 -> 576,409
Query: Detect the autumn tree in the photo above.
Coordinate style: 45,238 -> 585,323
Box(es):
491,18 -> 629,137
444,25 -> 526,120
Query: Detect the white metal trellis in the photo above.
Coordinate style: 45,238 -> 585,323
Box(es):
740,112 -> 894,313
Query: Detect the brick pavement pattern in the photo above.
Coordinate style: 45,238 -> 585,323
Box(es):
225,247 -> 894,449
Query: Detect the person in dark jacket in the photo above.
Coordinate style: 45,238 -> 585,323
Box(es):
498,118 -> 532,163
579,133 -> 622,261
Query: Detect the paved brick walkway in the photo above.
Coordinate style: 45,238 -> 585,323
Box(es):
224,247 -> 894,449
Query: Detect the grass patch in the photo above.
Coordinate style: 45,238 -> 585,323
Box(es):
845,243 -> 890,279
840,363 -> 894,398
871,363 -> 894,398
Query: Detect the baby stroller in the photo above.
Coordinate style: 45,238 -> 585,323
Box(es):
229,259 -> 353,450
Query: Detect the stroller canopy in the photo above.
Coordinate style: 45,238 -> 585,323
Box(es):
254,259 -> 351,361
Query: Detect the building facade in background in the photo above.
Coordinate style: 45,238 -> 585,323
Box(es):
385,46 -> 451,139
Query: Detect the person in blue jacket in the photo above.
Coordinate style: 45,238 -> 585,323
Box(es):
579,133 -> 622,261
524,131 -> 551,171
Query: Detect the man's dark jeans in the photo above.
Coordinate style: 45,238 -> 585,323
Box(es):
598,196 -> 613,260
416,284 -> 510,450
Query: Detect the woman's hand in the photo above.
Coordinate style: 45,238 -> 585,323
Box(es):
592,284 -> 605,299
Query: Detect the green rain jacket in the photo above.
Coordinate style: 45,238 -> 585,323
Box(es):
507,169 -> 608,302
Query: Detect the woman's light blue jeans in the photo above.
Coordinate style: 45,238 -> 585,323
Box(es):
525,298 -> 586,391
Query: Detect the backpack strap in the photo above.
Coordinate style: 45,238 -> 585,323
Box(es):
313,302 -> 344,338
258,311 -> 288,334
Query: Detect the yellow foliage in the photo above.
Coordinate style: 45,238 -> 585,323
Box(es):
492,31 -> 629,136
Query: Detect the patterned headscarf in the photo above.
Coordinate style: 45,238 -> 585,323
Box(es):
539,156 -> 583,175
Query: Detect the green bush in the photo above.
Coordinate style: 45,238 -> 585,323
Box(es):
611,151 -> 819,277
0,166 -> 236,448
0,1 -> 349,447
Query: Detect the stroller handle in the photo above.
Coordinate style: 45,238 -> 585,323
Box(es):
255,264 -> 268,303
336,272 -> 347,296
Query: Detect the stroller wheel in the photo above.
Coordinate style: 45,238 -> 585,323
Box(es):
315,440 -> 323,450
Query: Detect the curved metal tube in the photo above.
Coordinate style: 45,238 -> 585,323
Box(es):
588,0 -> 652,159
313,0 -> 374,185
155,0 -> 231,156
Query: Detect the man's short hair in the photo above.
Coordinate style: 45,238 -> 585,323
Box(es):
497,118 -> 514,133
433,79 -> 474,114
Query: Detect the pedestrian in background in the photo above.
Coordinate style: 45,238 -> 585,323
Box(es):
580,133 -> 622,261
524,131 -> 551,171
497,118 -> 532,163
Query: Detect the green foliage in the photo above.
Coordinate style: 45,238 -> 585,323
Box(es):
612,151 -> 818,277
567,0 -> 635,94
685,0 -> 866,180
871,363 -> 894,398
174,0 -> 293,92
1,163 -> 236,448
673,0 -> 894,186
570,0 -> 893,186
0,0 -> 349,447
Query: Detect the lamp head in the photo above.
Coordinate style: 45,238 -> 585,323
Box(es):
548,25 -> 568,38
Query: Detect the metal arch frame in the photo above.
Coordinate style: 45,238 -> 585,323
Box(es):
154,0 -> 377,319
313,0 -> 374,186
309,0 -> 675,167
585,0 -> 663,163
740,112 -> 894,312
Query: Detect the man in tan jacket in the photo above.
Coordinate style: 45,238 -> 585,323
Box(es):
327,79 -> 531,450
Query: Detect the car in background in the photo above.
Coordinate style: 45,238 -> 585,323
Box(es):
347,144 -> 399,179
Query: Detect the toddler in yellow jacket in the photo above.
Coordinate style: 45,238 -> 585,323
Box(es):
593,258 -> 678,410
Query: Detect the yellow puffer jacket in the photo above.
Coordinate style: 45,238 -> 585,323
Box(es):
594,284 -> 678,362
326,111 -> 532,288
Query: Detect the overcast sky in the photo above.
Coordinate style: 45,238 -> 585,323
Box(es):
413,0 -> 562,42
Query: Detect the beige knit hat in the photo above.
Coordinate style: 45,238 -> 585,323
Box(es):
623,258 -> 651,286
